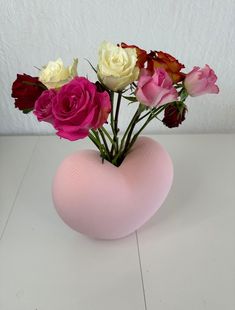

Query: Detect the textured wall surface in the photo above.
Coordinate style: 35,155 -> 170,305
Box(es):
0,0 -> 235,135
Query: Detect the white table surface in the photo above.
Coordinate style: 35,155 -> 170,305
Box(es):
0,134 -> 234,310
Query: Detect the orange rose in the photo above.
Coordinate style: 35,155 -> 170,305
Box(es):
119,42 -> 148,68
147,51 -> 185,83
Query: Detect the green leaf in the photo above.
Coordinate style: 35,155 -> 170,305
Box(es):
22,108 -> 33,114
84,58 -> 97,73
180,88 -> 188,101
33,66 -> 41,71
122,96 -> 138,103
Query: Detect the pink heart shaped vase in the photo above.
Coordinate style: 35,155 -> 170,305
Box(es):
52,137 -> 173,239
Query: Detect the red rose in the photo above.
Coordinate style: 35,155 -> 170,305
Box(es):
119,42 -> 148,68
162,102 -> 187,128
147,51 -> 185,83
11,74 -> 45,113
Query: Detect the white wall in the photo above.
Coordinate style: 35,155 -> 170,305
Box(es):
0,0 -> 235,135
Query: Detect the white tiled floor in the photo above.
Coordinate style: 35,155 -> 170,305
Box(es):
0,135 -> 234,310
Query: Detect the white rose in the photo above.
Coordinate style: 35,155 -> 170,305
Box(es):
39,58 -> 78,89
97,41 -> 139,91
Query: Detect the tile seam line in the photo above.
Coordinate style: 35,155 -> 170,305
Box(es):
135,231 -> 148,310
0,136 -> 40,241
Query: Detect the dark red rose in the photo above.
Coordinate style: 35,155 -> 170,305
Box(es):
11,74 -> 46,113
147,51 -> 185,83
119,42 -> 148,68
162,102 -> 187,128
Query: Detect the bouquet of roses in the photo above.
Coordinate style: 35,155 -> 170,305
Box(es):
11,41 -> 219,166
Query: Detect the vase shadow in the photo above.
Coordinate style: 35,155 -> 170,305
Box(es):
141,154 -> 215,234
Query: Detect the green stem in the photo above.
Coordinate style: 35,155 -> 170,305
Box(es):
89,132 -> 107,161
110,91 -> 114,128
111,104 -> 144,166
101,126 -> 115,146
137,109 -> 152,122
88,133 -> 100,149
110,101 -> 170,165
123,116 -> 153,157
119,104 -> 143,153
125,105 -> 167,155
110,91 -> 116,156
91,129 -> 101,145
122,104 -> 144,155
98,128 -> 111,160
88,132 -> 104,156
112,92 -> 122,154
114,92 -> 122,133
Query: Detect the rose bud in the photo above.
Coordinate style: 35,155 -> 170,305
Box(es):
184,65 -> 219,97
136,68 -> 178,107
52,77 -> 111,141
11,74 -> 45,113
162,102 -> 187,128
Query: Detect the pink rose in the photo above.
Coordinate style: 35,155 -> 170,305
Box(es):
34,89 -> 56,124
136,68 -> 178,107
52,77 -> 111,141
184,65 -> 219,97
